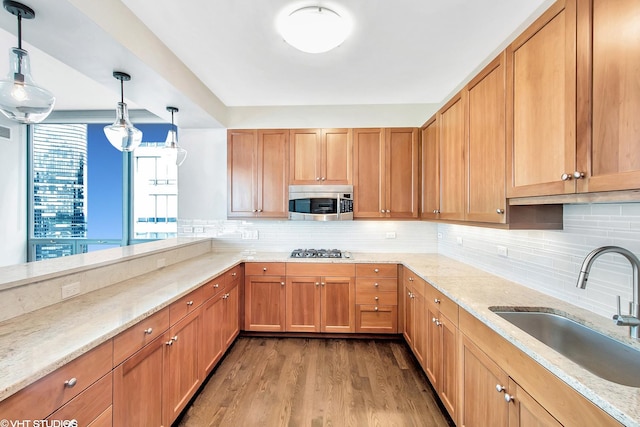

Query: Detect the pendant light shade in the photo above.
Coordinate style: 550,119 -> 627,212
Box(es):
163,106 -> 187,166
104,71 -> 142,152
0,1 -> 55,124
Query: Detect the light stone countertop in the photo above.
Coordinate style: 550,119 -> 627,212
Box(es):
0,250 -> 638,426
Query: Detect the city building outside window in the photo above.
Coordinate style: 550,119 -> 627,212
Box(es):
29,122 -> 175,261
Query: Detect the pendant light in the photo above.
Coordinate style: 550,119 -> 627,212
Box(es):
0,0 -> 55,124
103,71 -> 142,152
163,106 -> 187,166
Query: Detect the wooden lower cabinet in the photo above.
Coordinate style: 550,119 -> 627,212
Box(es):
113,332 -> 171,427
321,276 -> 355,332
403,273 -> 427,368
201,288 -> 225,375
459,333 -> 560,427
47,372 -> 113,427
223,280 -> 240,347
245,275 -> 286,331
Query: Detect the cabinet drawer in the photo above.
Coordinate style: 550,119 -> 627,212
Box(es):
202,274 -> 226,301
356,305 -> 398,333
355,290 -> 397,306
245,262 -> 286,276
225,264 -> 243,283
47,371 -> 112,426
356,263 -> 398,277
431,289 -> 458,326
170,286 -> 204,324
0,339 -> 113,421
88,406 -> 113,427
356,277 -> 397,293
286,262 -> 355,277
113,307 -> 170,366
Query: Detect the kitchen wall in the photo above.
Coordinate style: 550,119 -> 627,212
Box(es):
438,203 -> 640,319
0,119 -> 26,267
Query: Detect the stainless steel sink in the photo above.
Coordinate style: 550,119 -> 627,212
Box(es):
490,308 -> 640,387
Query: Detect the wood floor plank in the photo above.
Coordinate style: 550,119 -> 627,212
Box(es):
177,337 -> 454,427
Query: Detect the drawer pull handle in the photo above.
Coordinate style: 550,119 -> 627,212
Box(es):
144,328 -> 153,335
64,378 -> 77,388
187,300 -> 194,306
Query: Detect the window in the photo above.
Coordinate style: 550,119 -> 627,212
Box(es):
29,122 -> 174,261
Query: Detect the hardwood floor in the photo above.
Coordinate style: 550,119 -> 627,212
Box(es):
177,337 -> 454,427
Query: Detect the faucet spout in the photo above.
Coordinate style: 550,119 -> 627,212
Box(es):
576,246 -> 640,339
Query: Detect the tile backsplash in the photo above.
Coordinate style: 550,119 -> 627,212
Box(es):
178,219 -> 438,254
438,203 -> 640,319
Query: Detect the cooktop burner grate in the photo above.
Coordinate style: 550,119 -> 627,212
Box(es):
290,248 -> 344,258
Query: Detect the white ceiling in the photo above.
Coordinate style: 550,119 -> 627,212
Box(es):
0,0 -> 554,125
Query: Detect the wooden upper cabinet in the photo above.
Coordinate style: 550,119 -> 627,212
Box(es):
290,128 -> 352,185
439,93 -> 466,221
506,0 -> 577,198
576,0 -> 640,193
466,53 -> 507,223
353,127 -> 419,219
353,128 -> 385,218
421,117 -> 440,219
386,128 -> 419,218
227,129 -> 289,218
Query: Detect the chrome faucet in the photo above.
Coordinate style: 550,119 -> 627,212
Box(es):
577,246 -> 640,338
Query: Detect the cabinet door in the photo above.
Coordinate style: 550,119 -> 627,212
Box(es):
439,94 -> 466,220
322,128 -> 352,184
113,332 -> 171,427
386,127 -> 419,218
403,282 -> 415,348
200,292 -> 224,376
459,333 -> 509,427
506,0 -> 577,197
412,284 -> 428,369
321,276 -> 355,333
439,314 -> 458,422
425,303 -> 441,387
353,128 -> 385,218
245,276 -> 286,332
227,129 -> 257,217
508,378 -> 562,427
576,0 -> 640,193
286,276 -> 321,332
290,129 -> 321,184
166,309 -> 201,424
257,129 -> 289,217
223,281 -> 240,348
421,117 -> 440,219
467,53 -> 507,223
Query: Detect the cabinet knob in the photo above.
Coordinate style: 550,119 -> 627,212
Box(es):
374,307 -> 379,311
64,378 -> 77,388
257,209 -> 263,212
252,209 -> 258,212
166,339 -> 174,346
504,394 -> 515,403
214,283 -> 220,288
374,282 -> 379,287
281,282 -> 285,286
316,177 -> 321,181
496,208 -> 505,214
187,300 -> 194,306
434,298 -> 440,304
374,296 -> 379,301
380,209 -> 385,213
321,282 -> 326,286
385,209 -> 390,213
263,267 -> 267,272
561,172 -> 584,181
374,268 -> 379,273
433,209 -> 440,214
408,277 -> 414,282
144,327 -> 153,335
231,272 -> 237,277
496,384 -> 506,393
574,171 -> 585,179
321,177 -> 326,181
315,282 -> 320,286
172,335 -> 178,342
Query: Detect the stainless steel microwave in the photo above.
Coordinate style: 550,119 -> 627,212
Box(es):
288,185 -> 354,221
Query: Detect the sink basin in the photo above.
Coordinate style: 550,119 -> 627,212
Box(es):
490,308 -> 640,387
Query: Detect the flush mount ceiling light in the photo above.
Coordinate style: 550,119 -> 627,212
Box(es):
163,106 -> 187,166
277,6 -> 351,53
0,0 -> 55,124
103,71 -> 142,152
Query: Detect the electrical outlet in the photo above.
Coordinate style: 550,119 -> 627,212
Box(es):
385,231 -> 396,239
456,237 -> 463,246
497,246 -> 508,257
157,258 -> 166,268
194,226 -> 204,233
61,282 -> 80,300
242,230 -> 259,240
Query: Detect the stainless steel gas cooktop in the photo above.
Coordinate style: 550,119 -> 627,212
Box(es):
290,249 -> 351,259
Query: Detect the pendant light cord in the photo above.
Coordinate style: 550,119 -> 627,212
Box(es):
120,78 -> 124,103
16,12 -> 21,49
